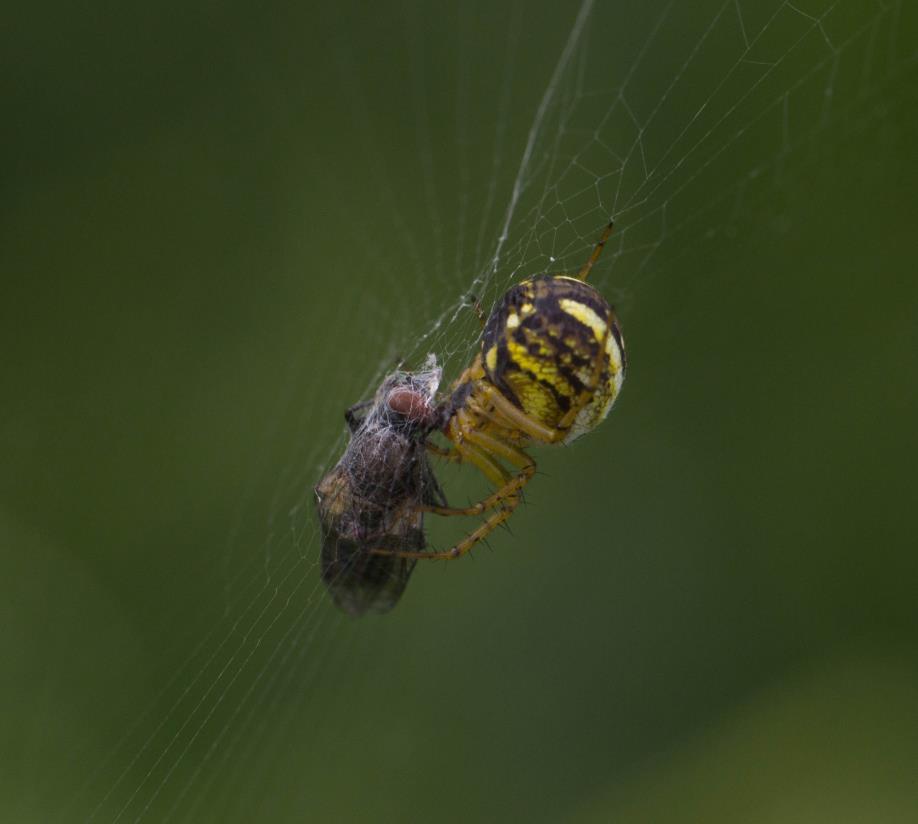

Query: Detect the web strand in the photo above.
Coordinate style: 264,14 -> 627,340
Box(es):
76,1 -> 916,819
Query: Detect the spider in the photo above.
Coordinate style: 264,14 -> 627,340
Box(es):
370,221 -> 627,562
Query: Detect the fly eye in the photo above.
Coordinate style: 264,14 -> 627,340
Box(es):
386,388 -> 432,427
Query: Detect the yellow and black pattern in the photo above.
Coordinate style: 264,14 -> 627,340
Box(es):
481,274 -> 626,443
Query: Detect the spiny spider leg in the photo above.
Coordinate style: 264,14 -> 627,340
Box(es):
370,431 -> 536,560
576,220 -> 614,281
370,464 -> 534,560
424,441 -> 460,460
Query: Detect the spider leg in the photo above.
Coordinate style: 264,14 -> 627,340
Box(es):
576,220 -> 614,281
479,383 -> 566,443
464,293 -> 486,328
370,432 -> 535,560
370,467 -> 535,560
344,399 -> 373,432
388,491 -> 530,560
465,428 -> 533,468
420,411 -> 535,517
418,435 -> 511,516
425,441 -> 460,461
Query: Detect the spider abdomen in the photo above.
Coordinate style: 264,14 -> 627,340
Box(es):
481,275 -> 626,443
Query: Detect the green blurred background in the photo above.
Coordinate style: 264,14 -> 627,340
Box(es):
2,1 -> 917,821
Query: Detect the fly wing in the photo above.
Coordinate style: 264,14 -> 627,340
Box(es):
315,424 -> 434,616
321,541 -> 417,616
319,509 -> 424,616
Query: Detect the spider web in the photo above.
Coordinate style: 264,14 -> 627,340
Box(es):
56,0 -> 917,821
